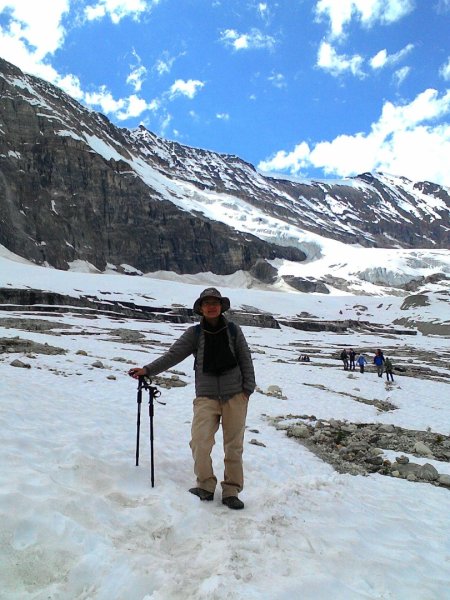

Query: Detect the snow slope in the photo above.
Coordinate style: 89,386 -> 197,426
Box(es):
1,253 -> 450,599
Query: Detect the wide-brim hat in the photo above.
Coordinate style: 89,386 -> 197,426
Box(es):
193,287 -> 231,315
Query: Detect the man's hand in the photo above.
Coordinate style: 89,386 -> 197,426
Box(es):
128,367 -> 147,379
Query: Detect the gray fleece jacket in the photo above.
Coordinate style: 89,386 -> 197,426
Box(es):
144,319 -> 256,401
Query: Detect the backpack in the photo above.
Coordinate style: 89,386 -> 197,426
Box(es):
193,322 -> 238,367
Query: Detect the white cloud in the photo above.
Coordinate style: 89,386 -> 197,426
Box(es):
220,28 -> 275,51
84,0 -> 158,24
116,94 -> 150,119
216,112 -> 230,120
258,89 -> 450,187
440,56 -> 450,81
84,86 -> 155,120
155,55 -> 174,76
153,50 -> 185,76
258,3 -> 268,15
57,73 -> 85,100
393,65 -> 410,86
315,0 -> 415,38
317,41 -> 365,77
370,49 -> 388,69
257,2 -> 271,23
0,0 -> 69,58
127,64 -> 147,92
268,72 -> 286,88
159,112 -> 172,135
168,79 -> 204,100
0,1 -> 160,123
370,43 -> 414,70
84,86 -> 125,113
258,142 -> 311,173
0,0 -> 86,97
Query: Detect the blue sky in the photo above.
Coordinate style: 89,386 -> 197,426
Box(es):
1,0 -> 450,186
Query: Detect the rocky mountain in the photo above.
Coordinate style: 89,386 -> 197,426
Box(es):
1,57 -> 449,283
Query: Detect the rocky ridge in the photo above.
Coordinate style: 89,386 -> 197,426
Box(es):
1,57 -> 449,283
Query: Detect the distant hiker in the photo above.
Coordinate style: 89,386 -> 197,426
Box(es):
349,349 -> 356,371
384,357 -> 394,382
357,354 -> 367,373
340,349 -> 349,370
128,288 -> 255,511
374,349 -> 385,377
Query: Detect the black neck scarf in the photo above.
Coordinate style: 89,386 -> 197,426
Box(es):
202,316 -> 238,375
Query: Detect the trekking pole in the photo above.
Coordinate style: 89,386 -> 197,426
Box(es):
135,378 -> 143,466
137,376 -> 161,487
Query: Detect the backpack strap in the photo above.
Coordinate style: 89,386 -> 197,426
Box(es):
228,321 -> 237,342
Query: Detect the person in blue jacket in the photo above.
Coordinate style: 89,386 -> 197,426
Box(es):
357,353 -> 367,373
373,349 -> 385,377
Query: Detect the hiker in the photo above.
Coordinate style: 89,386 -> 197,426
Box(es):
373,349 -> 385,377
349,348 -> 356,371
357,353 -> 367,373
340,349 -> 349,370
384,356 -> 394,382
128,287 -> 255,510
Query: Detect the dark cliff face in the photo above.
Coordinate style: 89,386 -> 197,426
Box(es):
0,57 -> 449,276
0,59 -> 304,273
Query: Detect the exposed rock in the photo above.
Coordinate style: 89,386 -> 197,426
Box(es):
287,425 -> 310,439
264,385 -> 286,399
413,441 -> 433,456
0,336 -> 66,355
282,276 -> 330,294
395,455 -> 409,464
279,319 -> 348,333
249,259 -> 278,283
0,317 -> 73,332
249,439 -> 266,447
438,474 -> 450,487
108,328 -> 146,342
417,463 -> 439,481
269,416 -> 450,488
91,360 -> 105,368
401,295 -> 431,309
390,462 -> 421,478
10,359 -> 31,369
0,288 -> 281,329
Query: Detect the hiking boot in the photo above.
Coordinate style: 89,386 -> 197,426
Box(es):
189,487 -> 214,501
222,496 -> 244,510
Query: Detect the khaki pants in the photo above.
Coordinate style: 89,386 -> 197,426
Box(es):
190,393 -> 248,498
